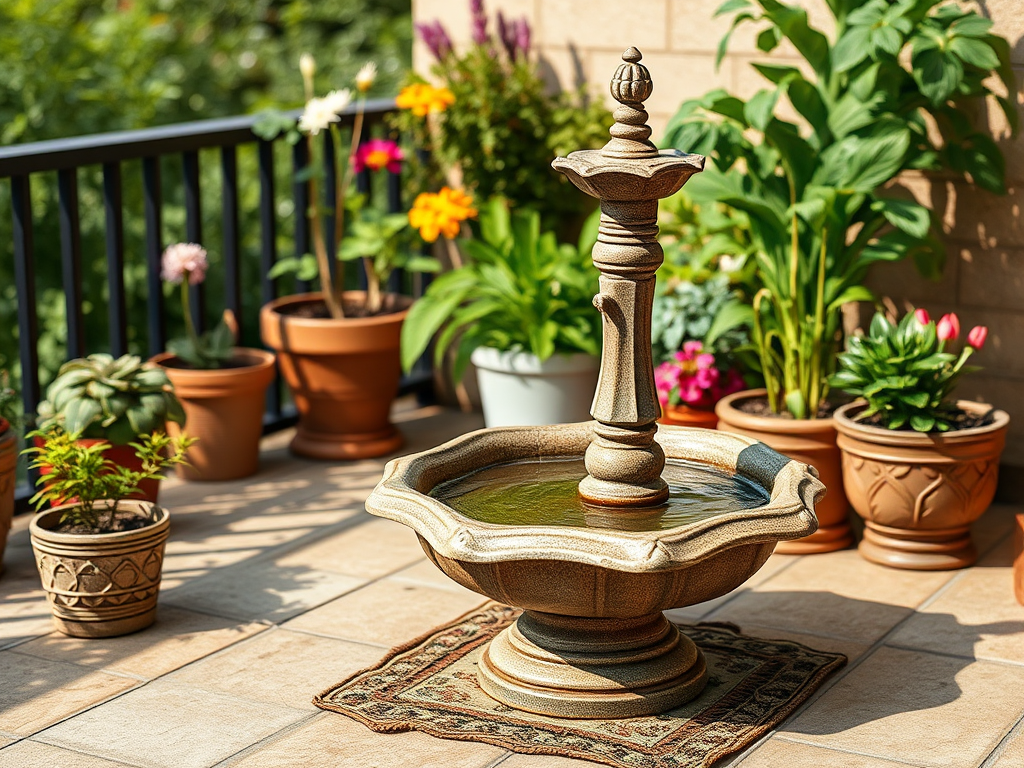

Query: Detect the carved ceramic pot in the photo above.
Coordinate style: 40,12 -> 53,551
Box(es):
834,401 -> 1009,570
30,500 -> 169,638
366,421 -> 822,718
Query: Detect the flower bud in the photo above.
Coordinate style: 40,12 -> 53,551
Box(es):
299,53 -> 316,80
967,325 -> 988,349
936,313 -> 960,341
355,61 -> 377,94
914,308 -> 931,326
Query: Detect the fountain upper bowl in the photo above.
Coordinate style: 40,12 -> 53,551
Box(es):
365,422 -> 822,617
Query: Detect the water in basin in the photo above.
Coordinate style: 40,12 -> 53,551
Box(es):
430,457 -> 770,532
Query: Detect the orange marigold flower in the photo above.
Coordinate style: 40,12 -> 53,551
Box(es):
396,83 -> 456,117
408,187 -> 477,242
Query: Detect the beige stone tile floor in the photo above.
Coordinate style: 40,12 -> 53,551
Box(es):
0,399 -> 1022,768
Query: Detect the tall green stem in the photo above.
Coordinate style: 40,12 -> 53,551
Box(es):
181,280 -> 199,350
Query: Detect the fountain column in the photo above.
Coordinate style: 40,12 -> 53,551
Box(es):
553,47 -> 705,507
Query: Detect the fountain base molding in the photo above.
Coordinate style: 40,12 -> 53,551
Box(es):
478,611 -> 708,718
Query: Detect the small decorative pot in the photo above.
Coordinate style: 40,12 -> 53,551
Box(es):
260,292 -> 411,460
716,389 -> 853,554
659,403 -> 719,430
151,348 -> 276,481
0,421 -> 16,575
834,400 -> 1009,570
470,347 -> 600,427
29,500 -> 169,637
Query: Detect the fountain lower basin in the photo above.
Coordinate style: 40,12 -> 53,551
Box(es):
365,421 -> 822,718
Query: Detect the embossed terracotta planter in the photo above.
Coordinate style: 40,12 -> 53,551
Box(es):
29,500 -> 169,637
151,349 -> 276,481
716,389 -> 853,554
0,421 -> 16,576
835,400 -> 1009,570
659,403 -> 719,430
260,292 -> 411,460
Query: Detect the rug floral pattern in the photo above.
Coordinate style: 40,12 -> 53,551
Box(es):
314,603 -> 846,768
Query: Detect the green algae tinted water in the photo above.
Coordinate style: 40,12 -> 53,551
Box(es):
430,457 -> 770,532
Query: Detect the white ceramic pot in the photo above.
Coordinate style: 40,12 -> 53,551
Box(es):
471,347 -> 600,427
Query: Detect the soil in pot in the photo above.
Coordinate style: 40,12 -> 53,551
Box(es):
716,389 -> 853,555
152,348 -> 276,481
0,424 -> 16,575
30,500 -> 169,637
260,291 -> 410,460
835,400 -> 1009,570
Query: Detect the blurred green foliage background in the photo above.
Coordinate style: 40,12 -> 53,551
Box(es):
0,0 -> 412,389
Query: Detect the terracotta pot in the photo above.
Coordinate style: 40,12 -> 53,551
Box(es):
834,400 -> 1009,570
29,500 -> 169,637
151,348 -> 275,481
0,423 -> 16,576
715,389 -> 853,554
659,403 -> 719,430
260,292 -> 411,460
1013,514 -> 1023,606
34,437 -> 161,504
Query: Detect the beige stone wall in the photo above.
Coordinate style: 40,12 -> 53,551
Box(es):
413,0 -> 1024,466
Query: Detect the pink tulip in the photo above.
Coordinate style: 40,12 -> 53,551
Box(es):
914,308 -> 931,326
967,325 -> 988,349
936,313 -> 960,342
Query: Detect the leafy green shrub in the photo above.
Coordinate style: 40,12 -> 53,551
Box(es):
25,429 -> 193,531
830,310 -> 987,432
661,0 -> 1016,419
0,371 -> 19,432
400,197 -> 600,380
37,355 -> 185,445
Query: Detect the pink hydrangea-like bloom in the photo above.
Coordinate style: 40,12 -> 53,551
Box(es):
658,341 -> 743,410
353,139 -> 404,173
161,242 -> 208,285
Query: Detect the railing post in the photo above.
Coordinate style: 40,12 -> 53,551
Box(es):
183,149 -> 205,332
11,175 -> 40,415
221,145 -> 242,334
143,156 -> 166,357
103,162 -> 128,356
57,168 -> 86,360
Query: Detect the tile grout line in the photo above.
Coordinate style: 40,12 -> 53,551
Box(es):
14,737 -> 148,767
979,709 -> 1024,767
770,734 -> 932,767
210,710 -> 324,767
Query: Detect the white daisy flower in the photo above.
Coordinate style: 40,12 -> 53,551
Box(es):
298,96 -> 341,135
323,88 -> 353,115
355,61 -> 377,93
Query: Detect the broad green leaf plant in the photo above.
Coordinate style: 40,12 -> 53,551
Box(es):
400,197 -> 601,381
661,0 -> 1016,419
37,355 -> 186,445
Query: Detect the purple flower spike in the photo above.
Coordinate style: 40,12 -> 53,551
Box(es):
514,18 -> 531,58
496,11 -> 515,60
470,0 -> 489,45
416,20 -> 453,62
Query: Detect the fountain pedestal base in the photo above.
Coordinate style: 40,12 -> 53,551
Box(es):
478,610 -> 708,719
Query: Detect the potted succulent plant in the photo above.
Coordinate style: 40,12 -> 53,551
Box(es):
663,0 -> 1015,553
0,371 -> 20,575
655,342 -> 745,430
150,242 -> 275,481
257,59 -> 445,459
25,428 -> 193,637
401,197 -> 601,427
831,310 -> 1008,570
36,354 -> 185,503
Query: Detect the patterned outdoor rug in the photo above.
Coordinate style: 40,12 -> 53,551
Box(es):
314,603 -> 846,768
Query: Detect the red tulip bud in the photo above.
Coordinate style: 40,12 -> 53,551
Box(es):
937,313 -> 960,342
967,325 -> 988,349
914,308 -> 931,326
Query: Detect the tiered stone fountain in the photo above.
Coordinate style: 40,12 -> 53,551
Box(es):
365,49 -> 822,719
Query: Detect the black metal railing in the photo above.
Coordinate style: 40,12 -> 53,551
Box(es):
0,97 -> 433,508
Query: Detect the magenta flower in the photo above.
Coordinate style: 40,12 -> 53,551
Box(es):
914,308 -> 931,326
658,342 -> 742,410
353,139 -> 404,173
415,21 -> 453,61
967,325 -> 988,349
161,243 -> 208,285
937,313 -> 960,342
470,0 -> 488,44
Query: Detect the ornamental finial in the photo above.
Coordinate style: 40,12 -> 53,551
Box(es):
603,47 -> 658,159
